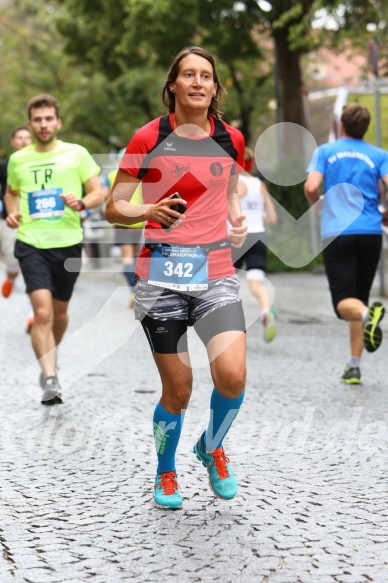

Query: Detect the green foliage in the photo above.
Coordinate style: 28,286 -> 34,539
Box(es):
2,0 -> 385,156
263,155 -> 323,272
0,0 -> 67,151
54,0 -> 275,143
265,179 -> 310,273
313,0 -> 387,69
316,0 -> 382,37
263,154 -> 308,219
0,0 -> 164,154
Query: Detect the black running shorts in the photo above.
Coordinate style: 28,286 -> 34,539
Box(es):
141,301 -> 246,353
14,240 -> 82,302
232,233 -> 267,272
323,234 -> 382,318
136,275 -> 246,353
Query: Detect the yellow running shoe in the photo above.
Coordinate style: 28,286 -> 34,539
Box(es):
263,309 -> 277,343
363,301 -> 385,352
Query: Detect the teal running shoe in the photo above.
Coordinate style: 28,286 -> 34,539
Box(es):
153,471 -> 182,510
363,301 -> 385,352
263,308 -> 277,343
341,366 -> 362,385
193,438 -> 237,500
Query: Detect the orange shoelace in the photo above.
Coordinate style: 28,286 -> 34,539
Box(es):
158,471 -> 179,495
210,448 -> 230,480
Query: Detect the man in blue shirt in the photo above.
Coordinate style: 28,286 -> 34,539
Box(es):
305,103 -> 388,385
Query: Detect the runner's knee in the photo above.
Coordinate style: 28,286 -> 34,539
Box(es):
162,381 -> 192,410
213,366 -> 246,397
34,307 -> 53,326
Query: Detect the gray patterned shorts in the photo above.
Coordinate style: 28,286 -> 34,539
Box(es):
134,274 -> 241,325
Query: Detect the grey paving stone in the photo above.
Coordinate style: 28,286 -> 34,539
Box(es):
1,264 -> 388,582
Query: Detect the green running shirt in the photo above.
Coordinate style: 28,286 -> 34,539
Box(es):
7,140 -> 100,249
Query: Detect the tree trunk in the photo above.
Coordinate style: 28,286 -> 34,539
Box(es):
273,26 -> 307,129
271,24 -> 309,198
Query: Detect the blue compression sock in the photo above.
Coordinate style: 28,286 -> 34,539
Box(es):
204,387 -> 245,452
153,402 -> 185,475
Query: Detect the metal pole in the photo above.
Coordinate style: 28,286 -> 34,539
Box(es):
375,86 -> 386,296
375,88 -> 381,147
371,34 -> 386,296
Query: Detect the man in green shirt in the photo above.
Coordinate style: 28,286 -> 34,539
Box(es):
5,94 -> 104,405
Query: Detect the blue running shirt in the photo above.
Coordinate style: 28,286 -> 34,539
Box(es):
306,138 -> 388,239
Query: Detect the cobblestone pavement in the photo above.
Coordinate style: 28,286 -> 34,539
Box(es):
1,259 -> 388,583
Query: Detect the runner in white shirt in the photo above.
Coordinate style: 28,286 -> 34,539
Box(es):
232,147 -> 278,342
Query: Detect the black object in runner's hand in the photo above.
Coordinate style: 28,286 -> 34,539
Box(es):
161,193 -> 187,230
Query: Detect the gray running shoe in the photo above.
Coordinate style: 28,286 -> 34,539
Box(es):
41,376 -> 63,406
341,366 -> 362,385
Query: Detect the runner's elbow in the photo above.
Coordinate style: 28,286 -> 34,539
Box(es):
104,202 -> 114,224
